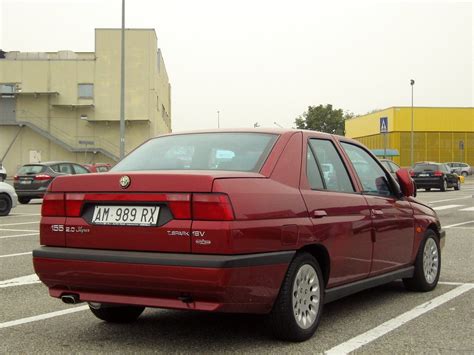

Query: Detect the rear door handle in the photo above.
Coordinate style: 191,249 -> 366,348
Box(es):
312,210 -> 328,218
372,209 -> 384,216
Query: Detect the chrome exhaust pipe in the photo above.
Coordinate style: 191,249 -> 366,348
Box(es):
61,294 -> 81,304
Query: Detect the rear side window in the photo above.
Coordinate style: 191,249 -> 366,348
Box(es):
414,164 -> 437,172
17,165 -> 46,174
58,164 -> 73,174
112,133 -> 278,172
97,166 -> 109,172
308,139 -> 354,193
306,148 -> 325,190
341,143 -> 392,196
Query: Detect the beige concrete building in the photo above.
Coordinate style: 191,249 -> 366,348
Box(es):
0,28 -> 171,176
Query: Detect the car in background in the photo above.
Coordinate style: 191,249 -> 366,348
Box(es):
14,161 -> 90,204
0,162 -> 6,181
411,162 -> 460,191
0,181 -> 18,216
444,162 -> 472,177
83,163 -> 112,173
380,159 -> 400,178
33,130 -> 443,342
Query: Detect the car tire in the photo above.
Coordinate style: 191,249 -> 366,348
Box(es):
454,179 -> 461,190
269,252 -> 324,342
88,303 -> 145,323
403,230 -> 440,292
0,194 -> 12,216
461,171 -> 468,177
18,197 -> 31,204
425,188 -> 431,192
440,179 -> 447,192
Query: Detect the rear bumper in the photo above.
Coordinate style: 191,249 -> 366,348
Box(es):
33,247 -> 293,314
413,177 -> 442,188
15,190 -> 46,198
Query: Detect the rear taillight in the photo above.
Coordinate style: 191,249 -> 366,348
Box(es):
42,193 -> 65,217
65,193 -> 84,217
409,170 -> 415,177
13,175 -> 19,181
434,171 -> 443,176
35,174 -> 53,181
167,194 -> 192,219
192,193 -> 234,221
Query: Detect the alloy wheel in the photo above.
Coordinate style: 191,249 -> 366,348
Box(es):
423,238 -> 439,284
292,264 -> 320,329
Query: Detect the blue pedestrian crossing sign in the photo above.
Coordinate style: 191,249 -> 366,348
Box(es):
380,117 -> 388,133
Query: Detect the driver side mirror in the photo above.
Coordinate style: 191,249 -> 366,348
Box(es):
396,168 -> 416,197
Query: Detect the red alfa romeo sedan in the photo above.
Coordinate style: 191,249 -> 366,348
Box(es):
33,129 -> 444,341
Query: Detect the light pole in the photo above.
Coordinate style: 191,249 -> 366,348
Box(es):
273,121 -> 284,128
410,79 -> 415,167
217,110 -> 220,128
119,0 -> 126,159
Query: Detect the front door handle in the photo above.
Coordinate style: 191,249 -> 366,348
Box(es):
312,210 -> 328,218
372,209 -> 384,216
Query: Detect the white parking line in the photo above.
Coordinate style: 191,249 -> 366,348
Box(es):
444,220 -> 474,229
459,207 -> 474,212
0,305 -> 89,329
427,196 -> 472,204
0,252 -> 32,258
0,232 -> 39,239
0,274 -> 40,288
4,213 -> 41,218
0,221 -> 39,227
432,204 -> 463,211
325,284 -> 474,355
0,228 -> 39,233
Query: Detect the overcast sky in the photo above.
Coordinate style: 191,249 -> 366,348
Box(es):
1,0 -> 472,131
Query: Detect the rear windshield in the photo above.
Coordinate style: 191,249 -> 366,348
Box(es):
17,165 -> 46,175
112,133 -> 278,172
414,164 -> 438,172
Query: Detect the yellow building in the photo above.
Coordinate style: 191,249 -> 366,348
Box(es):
345,107 -> 474,167
0,28 -> 171,175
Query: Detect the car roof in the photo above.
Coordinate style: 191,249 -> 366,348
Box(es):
22,161 -> 78,166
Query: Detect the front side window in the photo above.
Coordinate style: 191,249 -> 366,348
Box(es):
112,133 -> 278,172
78,84 -> 94,99
341,143 -> 392,196
58,164 -> 73,174
308,139 -> 354,193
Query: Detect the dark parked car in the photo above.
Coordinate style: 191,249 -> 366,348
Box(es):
14,161 -> 90,204
33,130 -> 444,342
83,163 -> 112,173
411,162 -> 460,191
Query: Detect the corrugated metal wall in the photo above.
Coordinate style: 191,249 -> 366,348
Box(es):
356,132 -> 474,167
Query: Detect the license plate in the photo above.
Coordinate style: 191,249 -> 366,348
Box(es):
92,205 -> 160,226
20,180 -> 32,184
418,173 -> 429,177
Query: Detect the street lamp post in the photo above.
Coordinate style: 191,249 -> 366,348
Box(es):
410,79 -> 415,167
217,110 -> 220,128
119,0 -> 126,159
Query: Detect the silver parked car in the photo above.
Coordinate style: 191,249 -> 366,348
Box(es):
444,162 -> 472,177
0,181 -> 18,216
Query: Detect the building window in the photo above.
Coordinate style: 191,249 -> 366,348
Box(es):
0,84 -> 15,94
78,84 -> 94,99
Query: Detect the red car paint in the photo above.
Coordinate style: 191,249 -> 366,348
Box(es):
33,129 -> 444,315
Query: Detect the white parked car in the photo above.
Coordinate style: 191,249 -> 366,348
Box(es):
0,181 -> 18,216
0,162 -> 6,181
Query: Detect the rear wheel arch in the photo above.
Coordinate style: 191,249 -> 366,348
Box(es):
298,244 -> 330,287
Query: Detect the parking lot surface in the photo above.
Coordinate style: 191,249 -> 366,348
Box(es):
1,180 -> 473,353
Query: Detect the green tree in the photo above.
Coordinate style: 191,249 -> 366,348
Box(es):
295,104 -> 353,135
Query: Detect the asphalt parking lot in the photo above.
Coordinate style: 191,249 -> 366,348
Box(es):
1,180 -> 473,353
